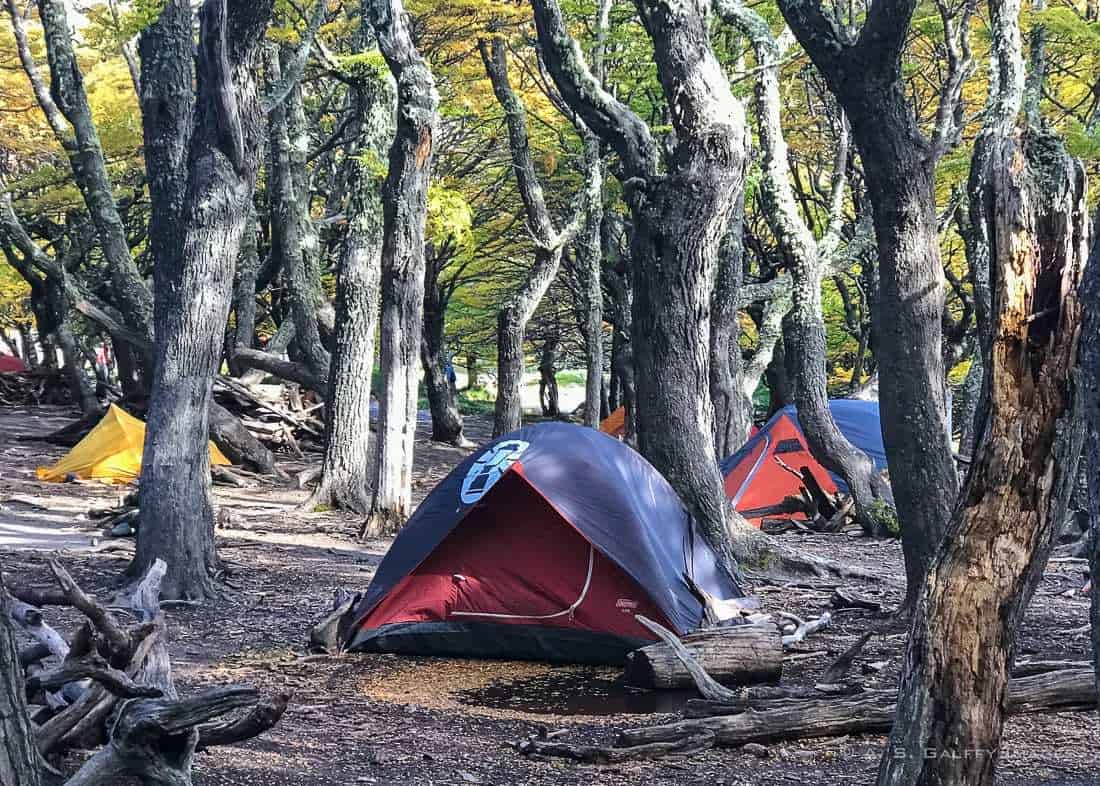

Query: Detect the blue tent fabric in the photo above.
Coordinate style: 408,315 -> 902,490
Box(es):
346,422 -> 741,641
719,399 -> 888,494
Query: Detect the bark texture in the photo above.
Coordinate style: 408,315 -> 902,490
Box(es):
878,127 -> 1088,786
33,0 -> 154,342
135,0 -> 275,599
363,0 -> 440,536
710,188 -> 751,458
0,579 -> 42,786
577,175 -> 605,429
420,244 -> 467,445
267,48 -> 330,386
310,65 -> 395,513
1082,212 -> 1100,712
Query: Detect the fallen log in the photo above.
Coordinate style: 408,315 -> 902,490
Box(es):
618,668 -> 1096,748
625,623 -> 783,690
516,729 -> 716,764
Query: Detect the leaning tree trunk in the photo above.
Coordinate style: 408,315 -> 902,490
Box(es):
420,248 -> 466,445
32,0 -> 155,345
0,579 -> 41,786
877,124 -> 1088,786
135,0 -> 274,599
308,69 -> 394,513
363,0 -> 439,537
1083,210 -> 1100,709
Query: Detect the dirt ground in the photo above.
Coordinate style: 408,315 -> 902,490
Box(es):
1,404 -> 1097,786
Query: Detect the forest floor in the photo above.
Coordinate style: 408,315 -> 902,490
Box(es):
1,404 -> 1097,786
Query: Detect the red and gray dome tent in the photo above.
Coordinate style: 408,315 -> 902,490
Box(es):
341,422 -> 741,664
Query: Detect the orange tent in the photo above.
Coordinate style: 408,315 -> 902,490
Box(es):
720,401 -> 887,527
599,406 -> 626,438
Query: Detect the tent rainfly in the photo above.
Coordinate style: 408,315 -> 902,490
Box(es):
720,399 -> 888,527
36,404 -> 230,484
341,422 -> 741,664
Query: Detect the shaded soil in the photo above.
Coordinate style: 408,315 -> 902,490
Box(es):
1,405 -> 1097,785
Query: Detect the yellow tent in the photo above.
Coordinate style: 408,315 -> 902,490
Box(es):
36,404 -> 230,484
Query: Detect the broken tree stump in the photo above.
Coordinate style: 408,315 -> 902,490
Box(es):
624,623 -> 782,690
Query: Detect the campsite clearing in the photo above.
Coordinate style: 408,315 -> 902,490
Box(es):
1,405 -> 1097,785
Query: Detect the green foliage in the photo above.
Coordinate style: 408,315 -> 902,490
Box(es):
83,0 -> 164,56
337,51 -> 390,83
427,183 -> 474,246
458,387 -> 496,415
554,370 -> 585,386
869,498 -> 901,538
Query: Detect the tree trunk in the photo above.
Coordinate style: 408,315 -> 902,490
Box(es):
624,626 -> 783,690
577,171 -> 604,429
877,125 -> 1087,786
464,352 -> 478,390
0,580 -> 42,786
538,336 -> 560,418
229,206 -> 260,377
531,0 -> 749,574
420,248 -> 466,445
494,296 -> 533,435
55,322 -> 97,414
710,191 -> 751,459
620,669 -> 1095,749
34,0 -> 154,343
363,0 -> 439,537
309,66 -> 394,513
1082,213 -> 1100,711
267,49 -> 330,387
479,37 -> 594,437
135,0 -> 274,599
779,0 -> 959,610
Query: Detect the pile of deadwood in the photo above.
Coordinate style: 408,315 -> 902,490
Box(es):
213,376 -> 324,460
4,558 -> 286,783
515,606 -> 1097,763
0,369 -> 73,407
